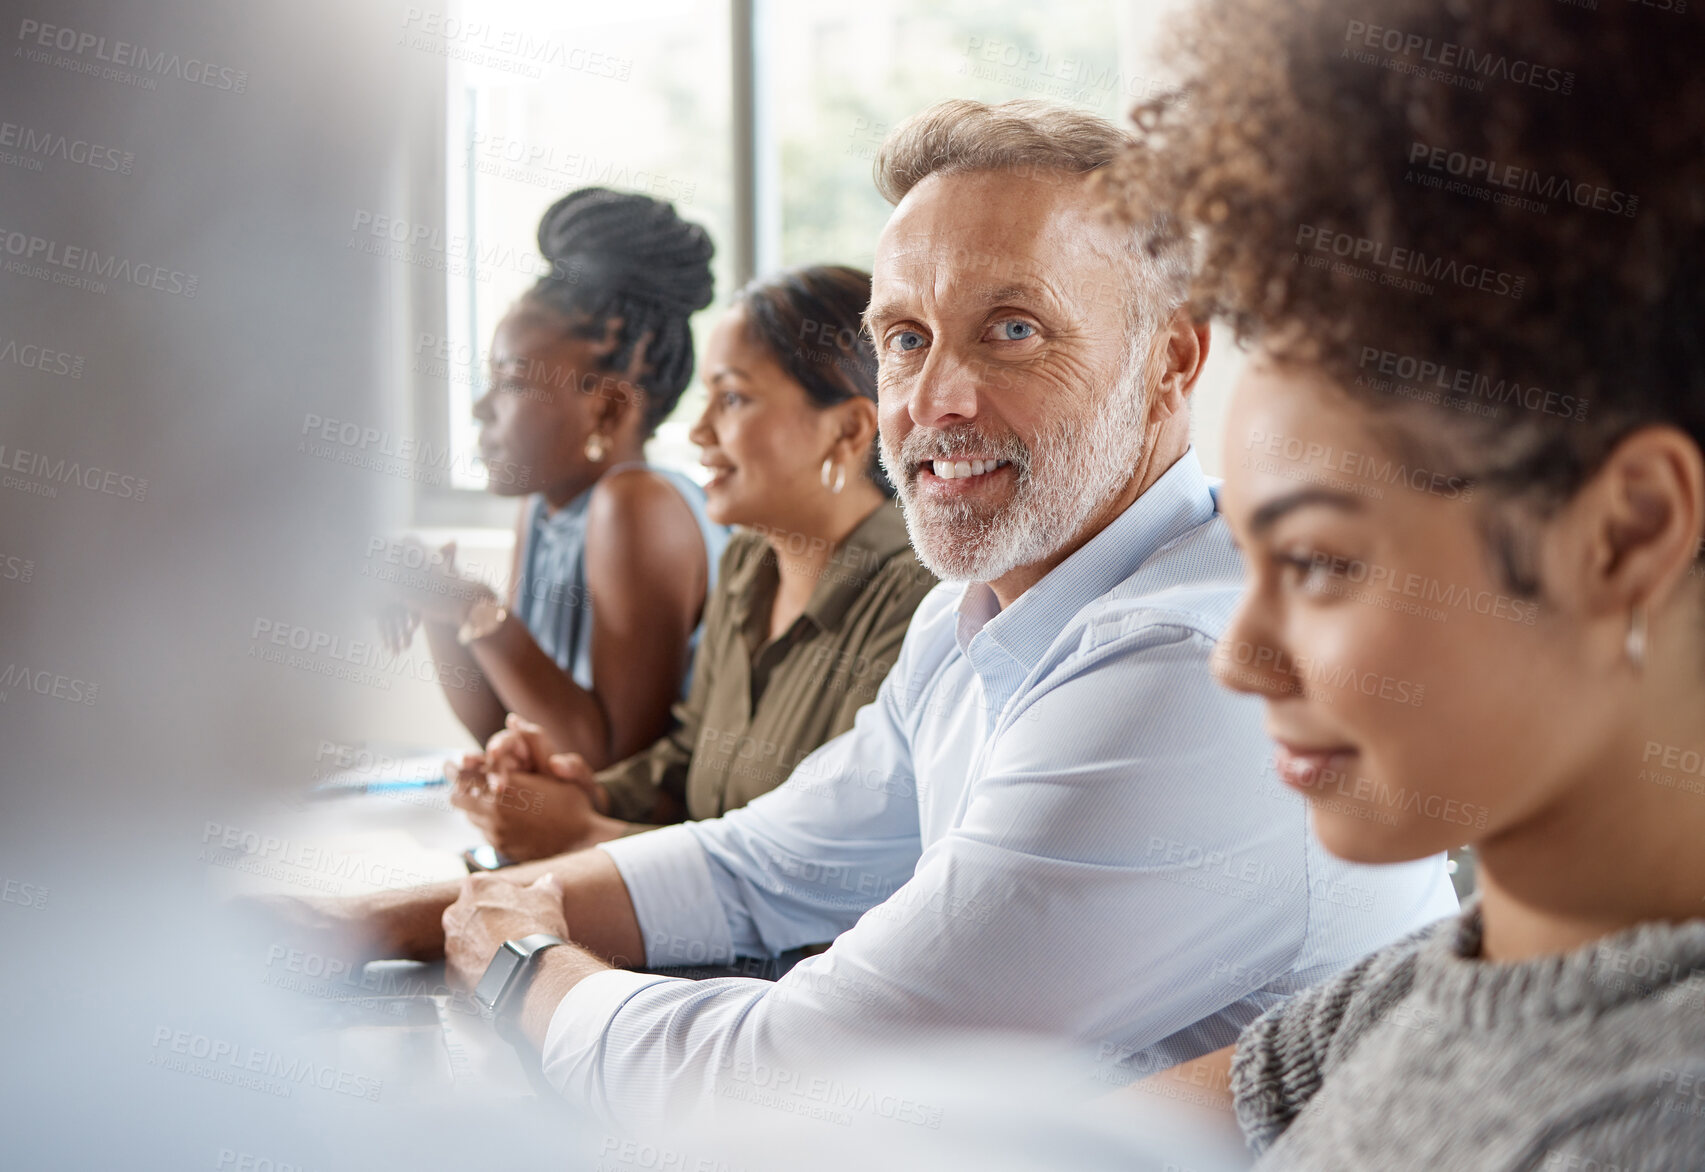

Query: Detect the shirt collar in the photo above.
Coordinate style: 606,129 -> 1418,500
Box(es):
722,534 -> 770,617
727,501 -> 915,635
954,447 -> 1218,668
800,501 -> 913,631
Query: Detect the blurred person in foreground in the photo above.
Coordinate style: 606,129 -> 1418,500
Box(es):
448,266 -> 936,874
379,187 -> 727,768
1106,0 -> 1705,1166
275,99 -> 1455,1130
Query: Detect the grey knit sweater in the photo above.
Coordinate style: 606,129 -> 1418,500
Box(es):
1230,901 -> 1705,1170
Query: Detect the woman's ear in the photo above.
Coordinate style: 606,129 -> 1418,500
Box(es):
583,315 -> 625,359
833,397 -> 880,462
587,373 -> 647,439
1570,426 -> 1704,619
615,331 -> 652,386
579,317 -> 653,437
584,315 -> 654,383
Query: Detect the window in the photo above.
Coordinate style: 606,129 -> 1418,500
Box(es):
426,0 -> 1231,526
758,0 -> 1170,271
438,0 -> 734,509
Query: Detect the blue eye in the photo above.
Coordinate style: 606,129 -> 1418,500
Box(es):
997,320 -> 1036,341
889,330 -> 926,353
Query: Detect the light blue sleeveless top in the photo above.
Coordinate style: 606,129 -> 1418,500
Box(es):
514,465 -> 728,696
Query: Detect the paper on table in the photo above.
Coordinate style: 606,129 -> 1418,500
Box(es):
202,826 -> 470,900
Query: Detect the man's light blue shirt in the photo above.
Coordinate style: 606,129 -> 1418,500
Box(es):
543,449 -> 1458,1126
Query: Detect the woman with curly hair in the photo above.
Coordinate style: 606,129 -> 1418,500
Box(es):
1108,0 -> 1705,1166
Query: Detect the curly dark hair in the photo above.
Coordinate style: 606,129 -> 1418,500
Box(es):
524,187 -> 715,433
1106,0 -> 1705,585
731,265 -> 892,496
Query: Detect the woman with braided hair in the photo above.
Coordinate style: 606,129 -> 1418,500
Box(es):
384,187 -> 728,772
447,266 -> 937,869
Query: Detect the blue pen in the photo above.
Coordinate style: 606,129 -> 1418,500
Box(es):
358,776 -> 449,793
308,773 -> 449,799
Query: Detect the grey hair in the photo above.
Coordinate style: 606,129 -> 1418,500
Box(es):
873,98 -> 1190,334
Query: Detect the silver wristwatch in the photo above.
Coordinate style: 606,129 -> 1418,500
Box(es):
473,932 -> 567,1021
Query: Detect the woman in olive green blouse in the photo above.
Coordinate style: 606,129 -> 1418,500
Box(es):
449,266 -> 937,861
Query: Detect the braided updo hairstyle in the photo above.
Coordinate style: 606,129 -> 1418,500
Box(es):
526,187 -> 715,433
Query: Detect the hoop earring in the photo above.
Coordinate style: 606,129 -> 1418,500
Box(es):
820,458 -> 845,495
584,433 -> 607,463
1626,603 -> 1648,670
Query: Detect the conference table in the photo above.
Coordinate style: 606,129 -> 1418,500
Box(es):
190,753 -> 1258,1170
202,753 -> 540,1102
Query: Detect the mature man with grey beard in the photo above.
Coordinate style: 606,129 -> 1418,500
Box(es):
299,99 -> 1458,1129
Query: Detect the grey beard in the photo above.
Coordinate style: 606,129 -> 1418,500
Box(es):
884,350 -> 1152,584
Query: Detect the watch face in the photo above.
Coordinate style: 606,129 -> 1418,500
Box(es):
473,942 -> 524,1013
462,845 -> 514,872
474,936 -> 566,1017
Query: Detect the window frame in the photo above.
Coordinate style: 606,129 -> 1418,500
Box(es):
411,1 -> 1161,528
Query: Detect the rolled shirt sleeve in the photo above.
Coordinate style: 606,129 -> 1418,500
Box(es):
600,823 -> 737,968
544,616 -> 1337,1130
600,633 -> 926,968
